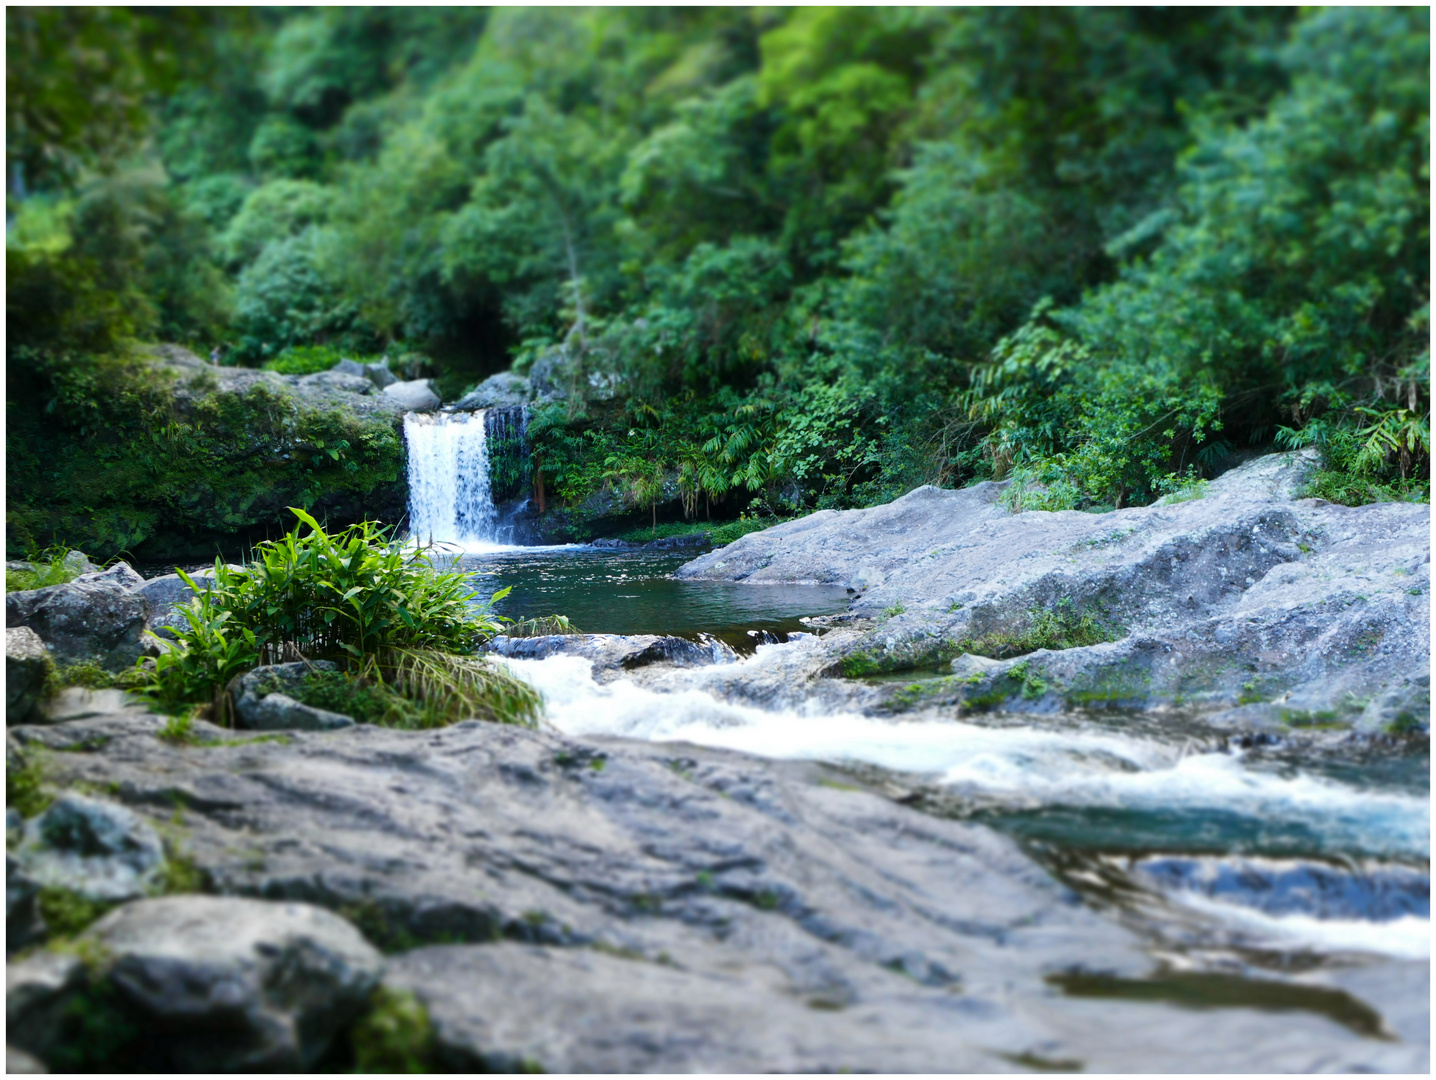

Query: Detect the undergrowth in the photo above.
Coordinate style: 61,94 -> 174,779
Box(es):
137,510 -> 540,728
957,599 -> 1121,660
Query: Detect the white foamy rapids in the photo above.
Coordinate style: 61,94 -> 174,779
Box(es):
1171,892 -> 1431,960
404,410 -> 518,552
506,654 -> 1430,860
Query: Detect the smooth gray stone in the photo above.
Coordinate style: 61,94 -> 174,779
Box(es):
5,580 -> 150,672
6,628 -> 50,725
382,378 -> 441,412
7,896 -> 384,1071
73,563 -> 145,591
17,714 -> 1426,1072
489,632 -> 736,679
17,793 -> 164,902
453,371 -> 530,409
677,450 -> 1431,728
298,369 -> 373,395
228,661 -> 350,731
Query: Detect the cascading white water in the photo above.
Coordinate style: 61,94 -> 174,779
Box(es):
403,410 -> 503,548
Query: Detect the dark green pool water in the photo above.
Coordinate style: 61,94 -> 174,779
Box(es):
457,547 -> 851,650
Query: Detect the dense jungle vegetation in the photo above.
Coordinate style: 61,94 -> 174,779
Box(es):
6,7 -> 1429,556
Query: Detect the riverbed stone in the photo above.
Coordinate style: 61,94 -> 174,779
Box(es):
6,628 -> 51,725
134,566 -> 244,640
383,378 -> 441,412
678,451 -> 1431,728
16,793 -> 165,902
298,369 -> 373,395
7,896 -> 384,1071
73,563 -> 145,591
489,632 -> 736,677
453,371 -> 531,409
227,661 -> 351,731
10,710 -> 1424,1072
5,579 -> 150,672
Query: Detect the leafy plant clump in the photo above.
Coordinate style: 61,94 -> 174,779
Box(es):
351,987 -> 436,1073
139,509 -> 541,728
505,615 -> 580,638
5,545 -> 87,593
958,599 -> 1122,660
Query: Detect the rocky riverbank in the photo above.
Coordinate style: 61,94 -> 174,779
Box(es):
677,450 -> 1430,736
5,449 -> 1429,1071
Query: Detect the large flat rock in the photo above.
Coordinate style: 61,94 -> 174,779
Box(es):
10,711 -> 1425,1072
677,452 -> 1431,727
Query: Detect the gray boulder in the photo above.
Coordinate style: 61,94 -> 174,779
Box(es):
362,360 -> 397,390
453,371 -> 531,410
228,661 -> 354,731
5,579 -> 149,672
382,378 -> 441,412
6,628 -> 51,724
6,852 -> 43,952
6,1045 -> 45,1073
16,793 -> 164,902
678,451 -> 1431,728
73,562 -> 144,591
7,896 -> 384,1071
298,369 -> 373,396
60,551 -> 100,577
489,633 -> 736,679
333,357 -> 397,390
134,566 -> 244,640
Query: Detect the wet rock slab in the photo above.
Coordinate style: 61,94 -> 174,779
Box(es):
11,712 -> 1426,1072
678,452 -> 1431,730
490,632 -> 736,679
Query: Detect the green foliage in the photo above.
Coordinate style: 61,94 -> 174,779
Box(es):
7,354 -> 405,559
7,754 -> 52,819
352,987 -> 435,1073
7,8 -> 1429,538
506,615 -> 580,638
5,545 -> 85,592
139,512 -> 541,727
958,599 -> 1122,660
36,887 -> 115,938
261,343 -> 349,375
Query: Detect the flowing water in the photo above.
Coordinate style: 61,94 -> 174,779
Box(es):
406,414 -> 1429,1036
404,410 -> 504,548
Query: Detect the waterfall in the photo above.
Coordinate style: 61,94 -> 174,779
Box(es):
403,410 -> 505,548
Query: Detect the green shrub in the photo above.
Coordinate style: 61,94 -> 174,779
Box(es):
505,615 -> 580,637
261,344 -> 351,375
958,599 -> 1122,660
352,987 -> 435,1073
139,510 -> 541,727
37,887 -> 116,938
5,546 -> 86,593
7,754 -> 53,819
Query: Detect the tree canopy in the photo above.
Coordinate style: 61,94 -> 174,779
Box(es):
6,6 -> 1429,552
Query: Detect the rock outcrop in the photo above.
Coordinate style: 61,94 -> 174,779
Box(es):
453,371 -> 531,410
227,661 -> 355,731
677,452 -> 1431,731
5,577 -> 151,672
489,633 -> 736,678
14,793 -> 164,902
7,896 -> 384,1071
5,628 -> 51,724
6,711 -> 1425,1072
382,378 -> 441,412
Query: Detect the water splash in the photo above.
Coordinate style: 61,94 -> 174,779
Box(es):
404,410 -> 513,550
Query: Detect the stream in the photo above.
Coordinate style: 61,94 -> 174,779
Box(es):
464,543 -> 1429,1021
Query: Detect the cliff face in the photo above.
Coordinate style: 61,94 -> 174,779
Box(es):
8,345 -> 410,562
